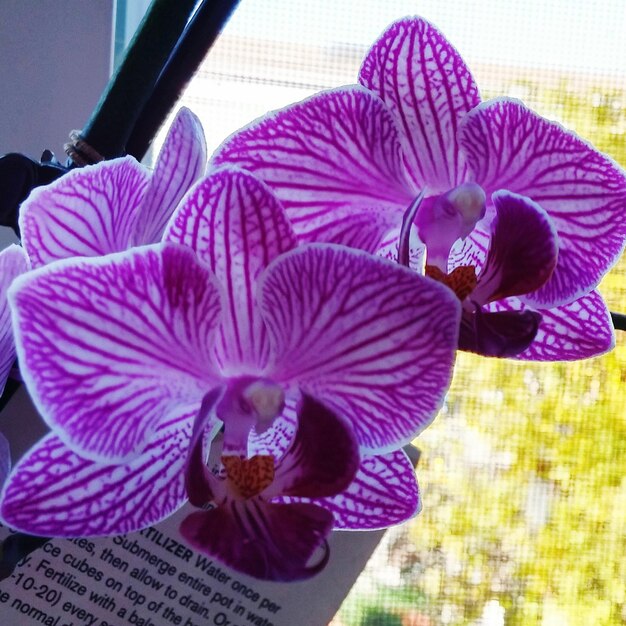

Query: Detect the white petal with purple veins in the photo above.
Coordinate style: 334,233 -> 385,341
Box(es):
260,245 -> 460,452
20,157 -> 150,267
212,86 -> 415,251
0,413 -> 195,536
136,108 -> 207,243
306,450 -> 420,530
359,16 -> 480,192
487,291 -> 614,361
166,168 -> 297,373
460,98 -> 626,305
10,244 -> 222,462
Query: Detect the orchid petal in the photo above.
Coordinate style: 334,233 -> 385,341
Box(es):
359,16 -> 480,192
20,157 -> 150,267
136,108 -> 207,243
0,245 -> 28,394
212,86 -> 415,251
9,244 -> 222,462
471,191 -> 558,306
459,308 -> 541,358
305,450 -> 420,530
260,245 -> 461,452
460,98 -> 626,305
166,168 -> 296,373
487,291 -> 614,361
267,394 -> 359,499
0,413 -> 195,536
180,500 -> 332,581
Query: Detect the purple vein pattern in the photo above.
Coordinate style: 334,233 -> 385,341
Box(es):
166,168 -> 297,373
20,108 -> 206,268
459,100 -> 626,305
260,245 -> 461,451
359,16 -> 480,192
487,290 -> 614,361
1,412 -> 195,536
213,87 -> 415,252
9,244 -> 222,462
3,167 -> 457,546
295,449 -> 420,529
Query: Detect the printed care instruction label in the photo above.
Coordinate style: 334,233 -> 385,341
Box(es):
0,507 -> 384,626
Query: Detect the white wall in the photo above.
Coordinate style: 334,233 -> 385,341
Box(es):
0,0 -> 114,161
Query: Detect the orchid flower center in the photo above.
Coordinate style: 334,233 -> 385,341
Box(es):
425,264 -> 477,301
221,454 -> 275,499
414,182 -> 486,273
218,378 -> 286,455
242,380 -> 285,431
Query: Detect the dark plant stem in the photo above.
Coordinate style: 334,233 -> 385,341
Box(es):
79,0 -> 199,161
610,311 -> 626,332
126,0 -> 241,160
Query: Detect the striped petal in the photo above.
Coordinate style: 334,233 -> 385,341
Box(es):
9,244 -> 222,462
0,245 -> 28,394
487,290 -> 614,361
459,98 -> 626,305
136,107 -> 207,243
359,16 -> 480,192
307,450 -> 420,530
260,245 -> 461,453
165,168 -> 297,373
212,86 -> 415,251
0,413 -> 194,536
20,157 -> 150,267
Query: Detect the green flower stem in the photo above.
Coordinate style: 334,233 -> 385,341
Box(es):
80,0 -> 198,161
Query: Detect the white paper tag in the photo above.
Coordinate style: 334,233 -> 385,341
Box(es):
0,512 -> 384,626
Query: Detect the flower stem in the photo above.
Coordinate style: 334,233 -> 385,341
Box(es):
610,311 -> 626,332
79,0 -> 198,161
126,0 -> 242,160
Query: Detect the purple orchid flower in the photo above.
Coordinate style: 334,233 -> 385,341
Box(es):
211,17 -> 626,360
19,106 -> 207,266
1,168 -> 450,579
182,384 -> 421,581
